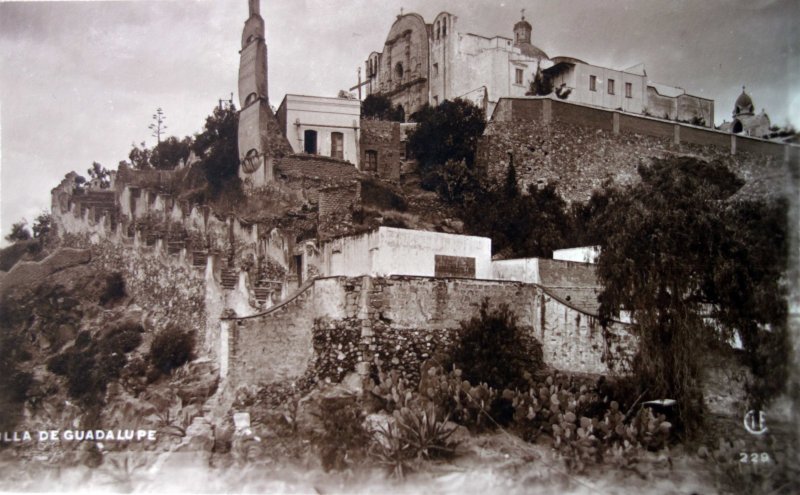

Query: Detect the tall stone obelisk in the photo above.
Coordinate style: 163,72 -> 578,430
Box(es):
237,0 -> 290,188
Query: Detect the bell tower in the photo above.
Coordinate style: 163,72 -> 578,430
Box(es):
237,0 -> 290,188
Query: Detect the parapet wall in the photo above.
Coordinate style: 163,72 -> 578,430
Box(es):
222,275 -> 636,389
479,97 -> 797,203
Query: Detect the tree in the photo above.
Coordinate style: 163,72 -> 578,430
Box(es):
407,99 -> 486,192
151,136 -> 192,170
361,94 -> 404,121
128,141 -> 152,170
191,104 -> 239,197
595,157 -> 788,433
149,107 -> 167,144
464,180 -> 572,258
87,162 -> 111,188
526,63 -> 553,96
32,211 -> 53,244
5,220 -> 31,242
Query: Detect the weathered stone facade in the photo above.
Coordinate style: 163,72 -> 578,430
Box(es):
477,97 -> 796,203
317,182 -> 361,241
360,120 -> 403,181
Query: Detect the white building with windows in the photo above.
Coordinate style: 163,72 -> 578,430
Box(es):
276,94 -> 362,167
364,11 -> 714,127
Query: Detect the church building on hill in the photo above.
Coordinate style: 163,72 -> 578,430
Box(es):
362,10 -> 714,127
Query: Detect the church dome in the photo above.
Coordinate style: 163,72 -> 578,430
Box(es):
518,43 -> 549,59
514,18 -> 532,32
734,88 -> 754,116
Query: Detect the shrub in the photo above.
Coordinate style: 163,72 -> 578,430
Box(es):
99,272 -> 126,306
449,299 -> 543,389
101,323 -> 143,355
370,404 -> 458,478
148,326 -> 195,375
314,396 -> 370,472
47,352 -> 72,376
360,179 -> 408,212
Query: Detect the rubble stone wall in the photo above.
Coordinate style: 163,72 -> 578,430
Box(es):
225,275 -> 636,389
478,98 -> 794,204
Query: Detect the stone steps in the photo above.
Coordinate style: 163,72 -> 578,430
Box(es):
192,251 -> 208,268
221,268 -> 238,289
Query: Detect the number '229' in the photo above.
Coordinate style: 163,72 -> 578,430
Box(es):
740,452 -> 771,463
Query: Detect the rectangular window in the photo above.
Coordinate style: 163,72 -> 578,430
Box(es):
589,75 -> 596,91
515,68 -> 523,85
364,150 -> 378,172
608,79 -> 615,95
303,129 -> 317,154
330,132 -> 343,159
399,141 -> 406,160
433,95 -> 439,106
432,63 -> 439,77
625,82 -> 632,98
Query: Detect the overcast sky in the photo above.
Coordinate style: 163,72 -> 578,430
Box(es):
1,0 -> 798,244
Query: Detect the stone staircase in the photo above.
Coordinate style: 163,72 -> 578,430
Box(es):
192,251 -> 208,269
253,280 -> 282,305
221,267 -> 238,290
167,240 -> 185,255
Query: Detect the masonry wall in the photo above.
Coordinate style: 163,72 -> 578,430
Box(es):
317,182 -> 361,241
223,277 -> 348,386
224,275 -> 636,389
360,120 -> 402,180
478,98 -> 793,203
63,237 -> 211,355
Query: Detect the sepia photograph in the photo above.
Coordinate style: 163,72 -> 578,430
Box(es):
0,0 -> 798,493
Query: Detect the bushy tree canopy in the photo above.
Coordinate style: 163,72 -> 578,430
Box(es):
151,136 -> 192,170
595,157 -> 788,431
361,94 -> 404,121
191,105 -> 240,197
407,99 -> 486,193
5,220 -> 31,242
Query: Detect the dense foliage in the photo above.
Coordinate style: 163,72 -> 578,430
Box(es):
151,136 -> 192,170
5,220 -> 31,242
191,105 -> 241,198
148,325 -> 195,375
46,322 -> 143,407
449,300 -> 544,390
463,167 -> 573,258
407,99 -> 486,192
594,157 -> 789,432
361,94 -> 405,122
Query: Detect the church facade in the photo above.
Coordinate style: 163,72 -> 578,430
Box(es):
364,11 -> 714,127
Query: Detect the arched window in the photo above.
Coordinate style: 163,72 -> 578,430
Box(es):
330,132 -> 344,159
435,21 -> 440,40
304,130 -> 318,154
732,120 -> 743,134
442,18 -> 447,37
395,62 -> 404,80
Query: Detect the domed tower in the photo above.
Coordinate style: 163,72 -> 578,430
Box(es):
513,12 -> 532,45
733,86 -> 755,117
728,86 -> 771,137
512,10 -> 549,60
